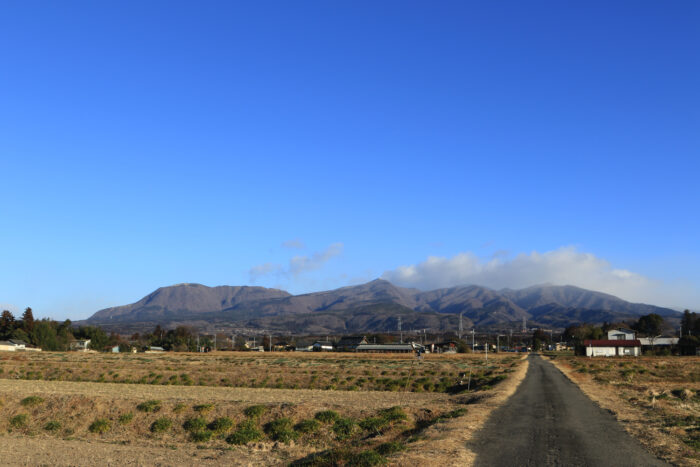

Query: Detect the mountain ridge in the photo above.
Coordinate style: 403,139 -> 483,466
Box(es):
85,280 -> 680,333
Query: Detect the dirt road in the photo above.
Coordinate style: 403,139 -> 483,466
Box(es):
471,354 -> 669,466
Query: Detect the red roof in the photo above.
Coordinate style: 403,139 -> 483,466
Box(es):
583,339 -> 641,347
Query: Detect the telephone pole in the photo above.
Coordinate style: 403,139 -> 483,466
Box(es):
472,329 -> 475,352
398,317 -> 403,343
459,312 -> 464,340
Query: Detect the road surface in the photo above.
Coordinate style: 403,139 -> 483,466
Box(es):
471,354 -> 668,466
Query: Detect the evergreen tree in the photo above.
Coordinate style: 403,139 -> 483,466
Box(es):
0,310 -> 15,338
21,307 -> 34,333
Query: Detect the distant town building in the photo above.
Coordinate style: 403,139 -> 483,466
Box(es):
607,329 -> 636,340
70,339 -> 91,351
584,339 -> 641,357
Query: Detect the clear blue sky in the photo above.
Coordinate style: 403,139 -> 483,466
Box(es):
1,1 -> 698,319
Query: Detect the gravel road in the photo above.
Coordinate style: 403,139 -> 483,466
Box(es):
471,354 -> 669,466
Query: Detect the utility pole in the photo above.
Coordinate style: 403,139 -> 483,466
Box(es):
459,312 -> 464,340
269,333 -> 272,352
398,316 -> 402,344
472,329 -> 475,352
214,334 -> 216,351
197,335 -> 200,353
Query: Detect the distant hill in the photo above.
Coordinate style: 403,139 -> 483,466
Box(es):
85,279 -> 680,333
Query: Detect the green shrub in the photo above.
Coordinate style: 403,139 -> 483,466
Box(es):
136,400 -> 161,413
191,430 -> 213,442
193,403 -> 214,414
150,417 -> 172,433
173,403 -> 187,413
375,441 -> 406,455
359,417 -> 388,433
226,420 -> 264,445
208,417 -> 234,433
10,414 -> 28,428
183,416 -> 207,433
20,396 -> 44,407
378,406 -> 407,422
295,418 -> 320,434
44,420 -> 61,432
89,418 -> 111,434
347,450 -> 387,466
118,412 -> 134,424
244,404 -> 267,419
265,417 -> 299,443
332,418 -> 356,439
314,410 -> 340,423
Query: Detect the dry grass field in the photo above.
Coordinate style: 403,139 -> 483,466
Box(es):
0,351 -> 527,466
547,355 -> 700,466
0,351 -> 517,393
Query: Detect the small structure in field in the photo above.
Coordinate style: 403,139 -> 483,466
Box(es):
0,341 -> 17,352
145,346 -> 165,353
584,339 -> 641,357
9,339 -> 27,350
312,341 -> 334,352
70,339 -> 91,351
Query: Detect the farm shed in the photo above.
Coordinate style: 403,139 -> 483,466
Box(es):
0,341 -> 17,352
584,339 -> 641,357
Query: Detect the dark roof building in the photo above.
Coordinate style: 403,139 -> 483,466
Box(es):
336,336 -> 368,351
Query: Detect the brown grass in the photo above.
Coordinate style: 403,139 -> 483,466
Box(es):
546,355 -> 700,466
0,351 -> 526,466
391,354 -> 529,466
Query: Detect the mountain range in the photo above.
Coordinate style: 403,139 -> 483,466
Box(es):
85,280 -> 680,334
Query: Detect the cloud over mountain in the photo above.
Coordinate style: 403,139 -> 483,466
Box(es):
249,242 -> 344,282
382,246 -> 695,308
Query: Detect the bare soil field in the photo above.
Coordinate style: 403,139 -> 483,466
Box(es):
547,355 -> 700,466
0,351 -> 526,466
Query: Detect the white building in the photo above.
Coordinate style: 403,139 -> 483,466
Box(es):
607,329 -> 636,340
584,339 -> 641,357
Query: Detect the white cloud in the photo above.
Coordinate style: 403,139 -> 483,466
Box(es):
382,246 -> 697,308
282,239 -> 306,250
249,243 -> 344,282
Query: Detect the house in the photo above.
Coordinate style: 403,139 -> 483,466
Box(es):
144,346 -> 165,353
111,345 -> 120,353
0,341 -> 17,352
70,339 -> 91,351
583,339 -> 641,357
336,336 -> 368,352
272,342 -> 296,352
607,328 -> 636,340
426,341 -> 458,354
312,341 -> 334,352
9,339 -> 27,350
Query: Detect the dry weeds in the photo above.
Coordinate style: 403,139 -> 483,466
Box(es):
0,351 -> 526,466
547,355 -> 700,467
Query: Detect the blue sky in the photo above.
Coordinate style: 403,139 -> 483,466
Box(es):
1,1 -> 698,319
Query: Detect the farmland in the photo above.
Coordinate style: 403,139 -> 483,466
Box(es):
0,351 -> 520,393
0,351 -> 527,466
547,355 -> 700,466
